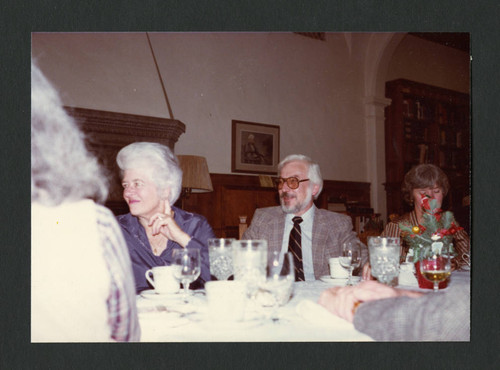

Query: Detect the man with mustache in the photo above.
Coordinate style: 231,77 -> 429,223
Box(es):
243,154 -> 368,281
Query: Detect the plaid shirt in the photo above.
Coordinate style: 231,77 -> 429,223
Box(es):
97,206 -> 140,342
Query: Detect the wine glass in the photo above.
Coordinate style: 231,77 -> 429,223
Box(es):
368,237 -> 401,286
256,251 -> 294,323
208,238 -> 235,280
420,243 -> 452,292
339,241 -> 361,286
233,239 -> 268,298
172,249 -> 201,303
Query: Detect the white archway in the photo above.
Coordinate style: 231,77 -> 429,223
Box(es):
363,33 -> 406,222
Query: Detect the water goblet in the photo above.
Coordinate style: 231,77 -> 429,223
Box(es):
368,237 -> 401,286
232,239 -> 268,298
420,243 -> 452,292
257,251 -> 294,323
172,249 -> 201,303
339,241 -> 361,286
208,238 -> 235,280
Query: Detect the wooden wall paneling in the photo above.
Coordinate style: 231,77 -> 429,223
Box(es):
181,174 -> 372,238
222,186 -> 279,238
179,174 -> 279,238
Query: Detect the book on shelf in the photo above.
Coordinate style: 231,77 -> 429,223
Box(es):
403,99 -> 411,117
418,144 -> 428,164
404,122 -> 428,141
436,103 -> 448,125
439,151 -> 446,167
415,101 -> 421,119
402,98 -> 428,120
428,146 -> 435,162
451,151 -> 459,169
440,130 -> 446,145
456,131 -> 463,148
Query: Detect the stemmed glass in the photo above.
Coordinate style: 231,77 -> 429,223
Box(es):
208,238 -> 235,280
420,243 -> 452,292
257,251 -> 295,323
172,249 -> 201,303
339,241 -> 361,286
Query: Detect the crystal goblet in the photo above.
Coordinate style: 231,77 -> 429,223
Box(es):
208,238 -> 235,281
368,237 -> 401,286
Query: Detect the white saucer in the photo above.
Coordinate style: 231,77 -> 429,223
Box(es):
319,275 -> 361,285
140,289 -> 182,300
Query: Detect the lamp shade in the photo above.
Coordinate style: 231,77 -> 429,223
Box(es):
177,155 -> 213,193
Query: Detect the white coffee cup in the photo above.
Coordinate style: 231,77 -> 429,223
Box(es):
329,257 -> 349,279
145,266 -> 179,294
205,280 -> 247,322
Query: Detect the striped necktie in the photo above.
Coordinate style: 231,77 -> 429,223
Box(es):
288,216 -> 304,281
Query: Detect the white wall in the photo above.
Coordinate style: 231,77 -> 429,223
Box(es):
32,32 -> 469,218
32,32 -> 370,180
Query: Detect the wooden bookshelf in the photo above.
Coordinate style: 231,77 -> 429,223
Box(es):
384,79 -> 470,233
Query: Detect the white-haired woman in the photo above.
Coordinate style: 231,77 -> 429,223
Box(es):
31,62 -> 139,342
116,142 -> 214,293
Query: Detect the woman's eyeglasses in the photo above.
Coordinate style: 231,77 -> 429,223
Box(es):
275,177 -> 310,190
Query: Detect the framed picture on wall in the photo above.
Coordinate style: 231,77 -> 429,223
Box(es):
231,120 -> 280,174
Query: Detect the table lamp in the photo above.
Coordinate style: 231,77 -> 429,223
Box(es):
177,155 -> 213,209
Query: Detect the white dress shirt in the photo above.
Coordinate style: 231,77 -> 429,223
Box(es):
280,205 -> 315,281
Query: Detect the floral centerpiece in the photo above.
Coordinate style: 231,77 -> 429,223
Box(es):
399,194 -> 463,263
399,194 -> 463,289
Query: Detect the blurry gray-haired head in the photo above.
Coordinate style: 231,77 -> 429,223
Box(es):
31,62 -> 108,205
116,142 -> 183,205
277,154 -> 323,199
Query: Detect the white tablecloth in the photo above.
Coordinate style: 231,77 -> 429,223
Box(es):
136,270 -> 470,342
136,279 -> 373,342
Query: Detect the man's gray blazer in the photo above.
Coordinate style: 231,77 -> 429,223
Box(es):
242,206 -> 367,279
354,280 -> 470,341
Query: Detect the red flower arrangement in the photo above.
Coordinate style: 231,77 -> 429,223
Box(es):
399,194 -> 463,262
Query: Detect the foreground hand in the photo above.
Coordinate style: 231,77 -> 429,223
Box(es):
361,262 -> 375,280
149,200 -> 191,247
318,281 -> 423,323
318,285 -> 360,323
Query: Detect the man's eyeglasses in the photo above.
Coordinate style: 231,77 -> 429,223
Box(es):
276,177 -> 310,190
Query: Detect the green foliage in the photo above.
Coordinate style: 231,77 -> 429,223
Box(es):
399,197 -> 460,262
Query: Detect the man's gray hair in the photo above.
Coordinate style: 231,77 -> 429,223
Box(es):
277,154 -> 323,199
